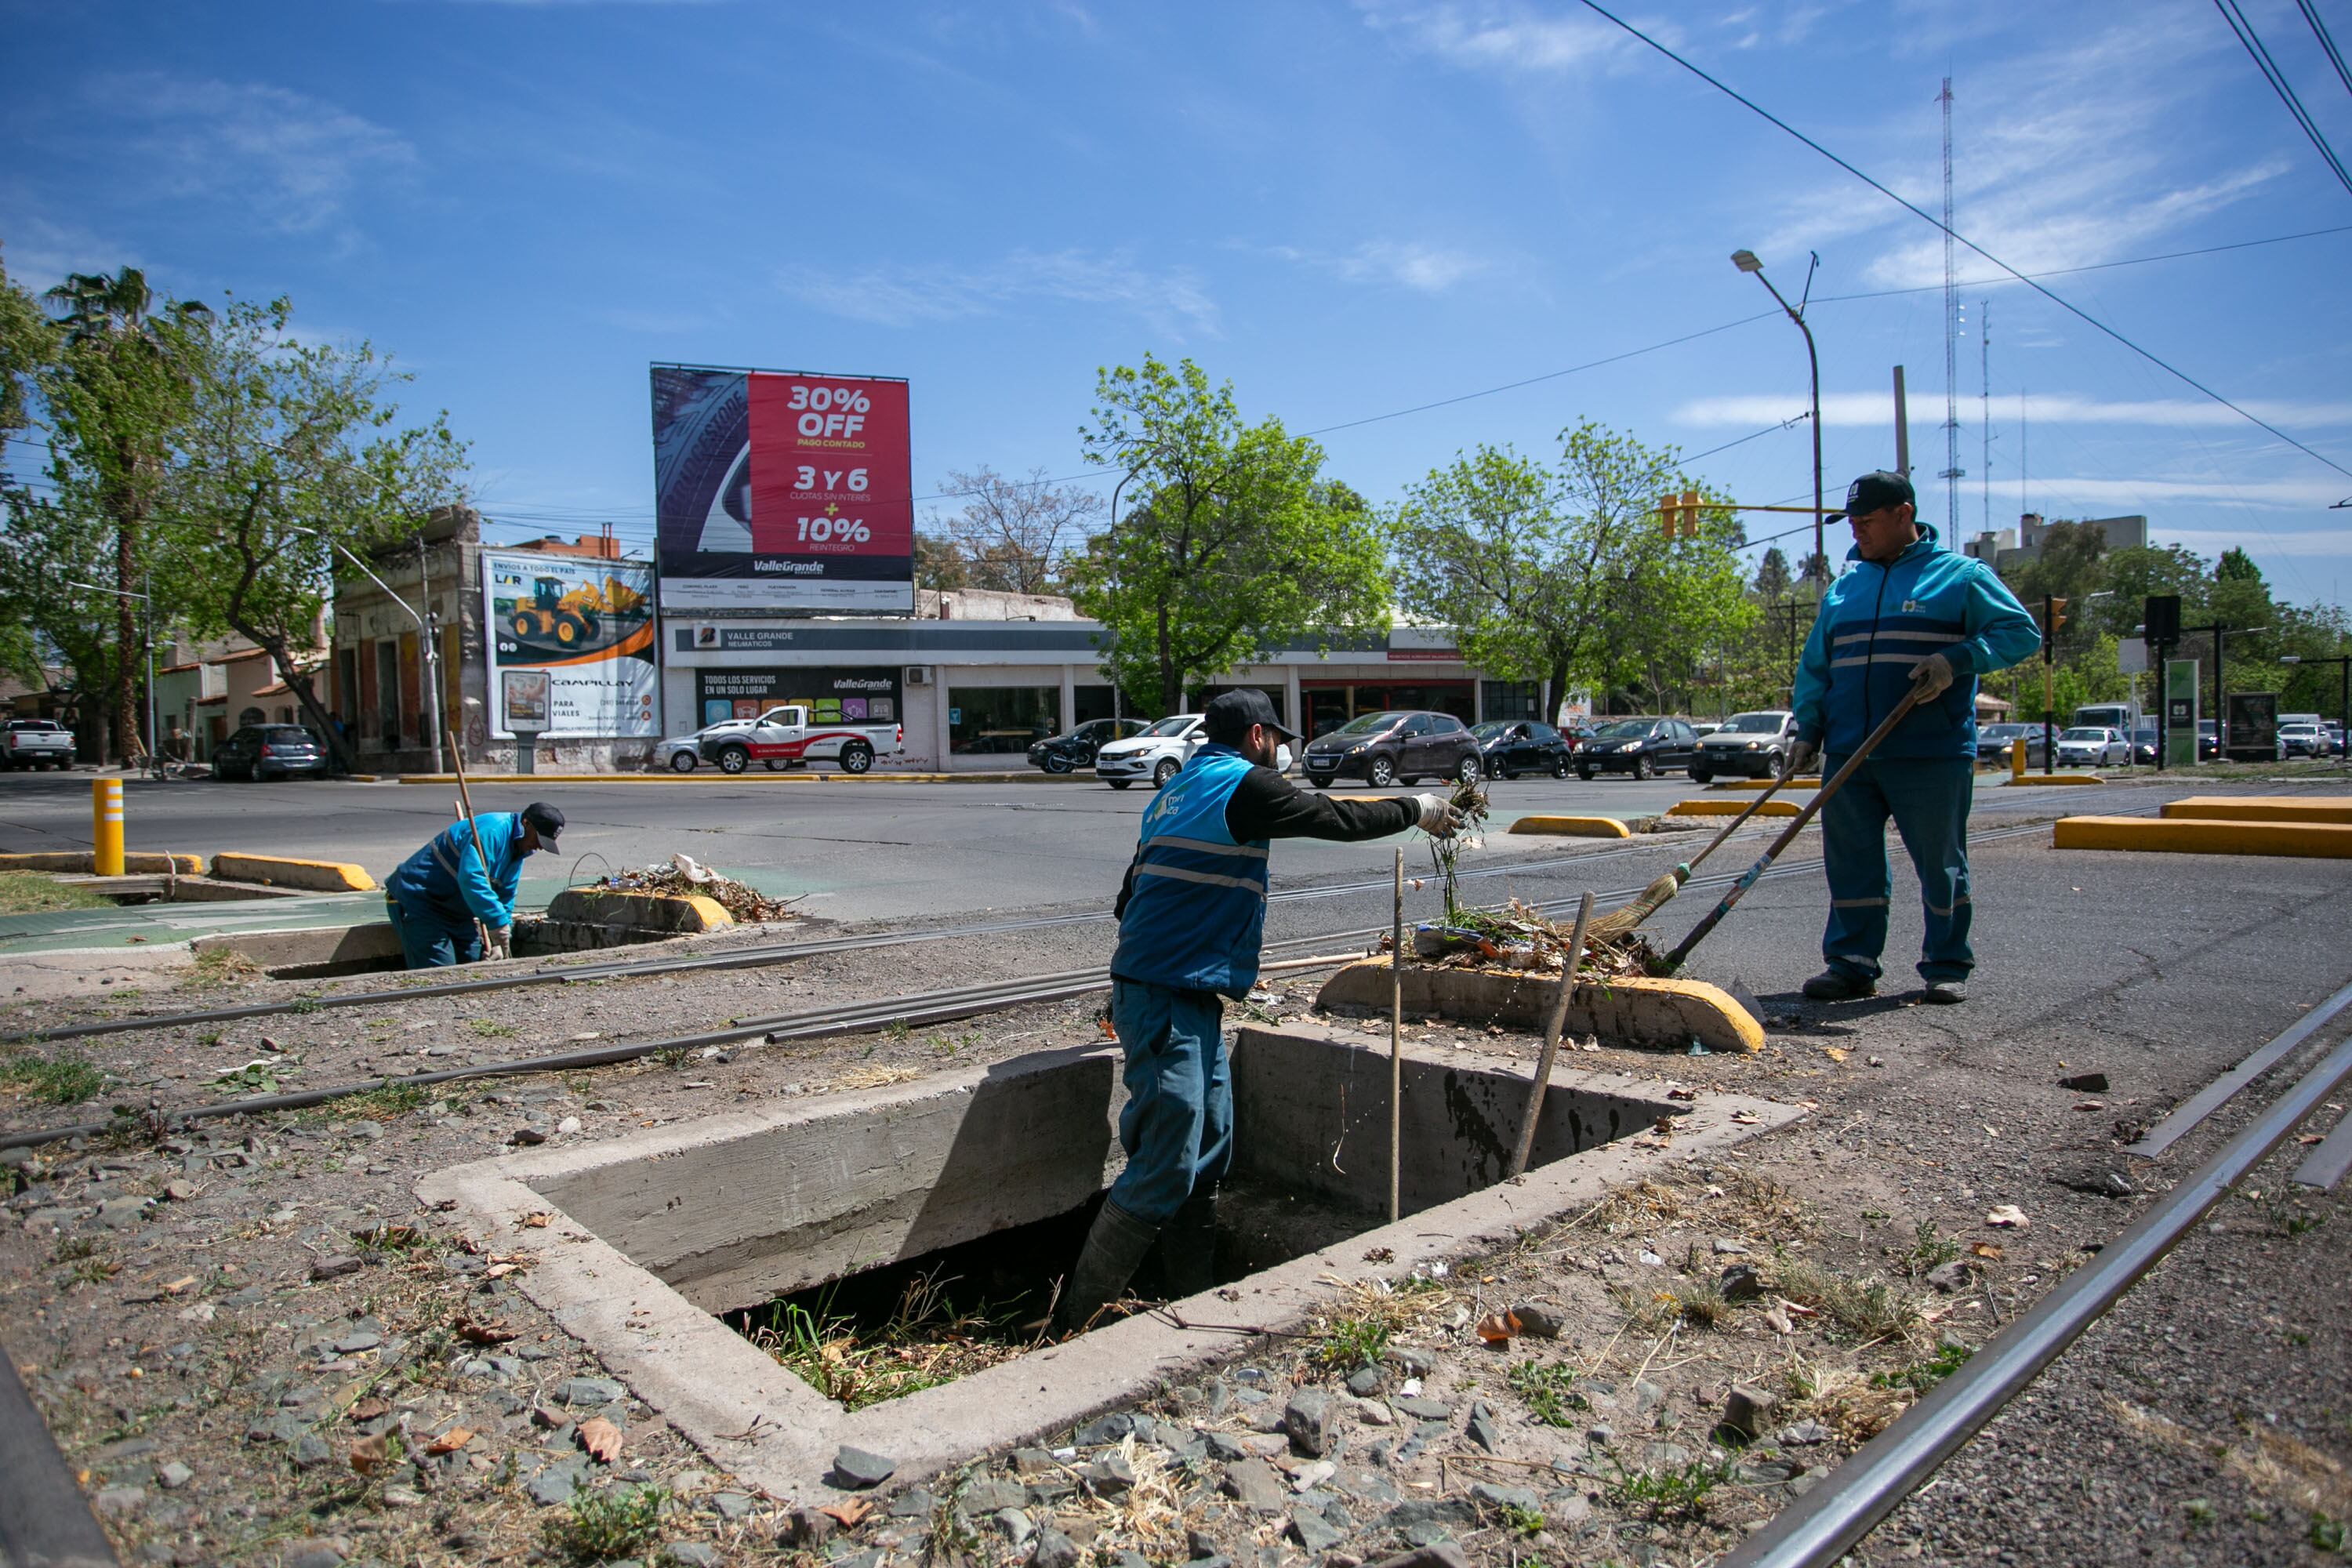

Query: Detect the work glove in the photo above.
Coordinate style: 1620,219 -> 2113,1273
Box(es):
1783,739 -> 1820,779
1908,652 -> 1956,702
487,924 -> 513,962
1414,792 -> 1466,837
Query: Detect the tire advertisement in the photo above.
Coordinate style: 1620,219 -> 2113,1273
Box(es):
482,551 -> 659,739
650,363 -> 914,614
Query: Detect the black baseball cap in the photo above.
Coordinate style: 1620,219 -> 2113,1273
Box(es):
1202,689 -> 1299,745
521,801 -> 564,847
1826,470 -> 1916,522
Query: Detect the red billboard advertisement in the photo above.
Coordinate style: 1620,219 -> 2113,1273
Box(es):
651,365 -> 914,613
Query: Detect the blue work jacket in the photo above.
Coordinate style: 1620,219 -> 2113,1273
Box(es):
1791,524 -> 2042,760
1109,749 -> 1272,1000
386,811 -> 531,928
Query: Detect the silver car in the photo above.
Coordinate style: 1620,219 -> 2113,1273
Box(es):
654,720 -> 753,773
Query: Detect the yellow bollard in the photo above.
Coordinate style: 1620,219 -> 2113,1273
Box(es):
2011,735 -> 2027,782
93,777 -> 125,877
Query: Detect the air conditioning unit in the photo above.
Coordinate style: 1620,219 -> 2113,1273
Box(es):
906,666 -> 932,686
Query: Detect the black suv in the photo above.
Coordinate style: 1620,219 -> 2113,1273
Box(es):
212,724 -> 328,781
1468,719 -> 1574,779
1027,717 -> 1147,775
1575,717 -> 1698,780
1302,710 -> 1483,789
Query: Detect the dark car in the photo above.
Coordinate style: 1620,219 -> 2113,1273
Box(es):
1575,717 -> 1698,780
212,724 -> 328,781
1690,710 -> 1797,782
2131,723 -> 2158,766
1976,723 -> 2048,771
1026,717 -> 1148,775
1301,710 -> 1482,789
2197,720 -> 2221,760
1468,720 -> 1573,779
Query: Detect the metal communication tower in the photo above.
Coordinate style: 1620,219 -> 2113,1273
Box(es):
1980,299 -> 1993,538
1938,78 -> 1963,534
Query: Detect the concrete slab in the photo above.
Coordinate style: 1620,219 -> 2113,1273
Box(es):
2159,795 -> 2352,825
1315,956 -> 1766,1053
1665,799 -> 1801,818
2053,815 -> 2352,858
417,1024 -> 1798,1503
0,851 -> 204,874
2005,774 -> 2106,786
210,853 -> 377,893
543,888 -> 733,936
1506,815 -> 1631,838
1707,777 -> 1820,790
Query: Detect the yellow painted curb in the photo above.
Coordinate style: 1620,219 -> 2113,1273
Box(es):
0,851 -> 204,875
1507,815 -> 1632,838
1708,776 -> 1820,790
1666,798 -> 1802,818
2006,774 -> 2106,786
209,852 -> 378,893
2053,815 -> 2352,858
543,887 -> 735,933
1316,957 -> 1763,1053
2160,796 -> 2352,825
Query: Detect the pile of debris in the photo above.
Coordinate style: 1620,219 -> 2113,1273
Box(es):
1392,898 -> 1663,980
589,854 -> 804,924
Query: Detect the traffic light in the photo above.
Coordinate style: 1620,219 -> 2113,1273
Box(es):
1656,491 -> 1702,539
2049,596 -> 2068,635
2041,595 -> 2068,660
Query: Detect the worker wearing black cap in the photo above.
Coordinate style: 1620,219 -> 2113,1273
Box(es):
1787,471 -> 2039,1005
383,800 -> 565,967
1053,690 -> 1464,1333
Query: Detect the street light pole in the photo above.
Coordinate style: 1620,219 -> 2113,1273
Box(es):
296,527 -> 444,775
1733,249 -> 1824,590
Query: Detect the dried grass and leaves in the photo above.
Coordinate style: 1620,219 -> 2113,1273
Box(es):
586,854 -> 804,923
746,1270 -> 1024,1410
1305,1273 -> 1451,1370
2111,1399 -> 2352,1523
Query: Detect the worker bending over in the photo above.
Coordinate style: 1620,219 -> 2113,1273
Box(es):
384,800 -> 564,968
1055,691 -> 1464,1333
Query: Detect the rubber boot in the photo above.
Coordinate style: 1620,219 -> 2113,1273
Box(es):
1053,1200 -> 1160,1335
1157,1185 -> 1219,1300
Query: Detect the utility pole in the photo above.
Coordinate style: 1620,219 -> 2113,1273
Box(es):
1980,299 -> 1993,539
1893,365 -> 1910,477
1730,249 -> 1823,588
1938,78 -> 1963,537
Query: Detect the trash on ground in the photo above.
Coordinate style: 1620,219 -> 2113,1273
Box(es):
587,852 -> 805,922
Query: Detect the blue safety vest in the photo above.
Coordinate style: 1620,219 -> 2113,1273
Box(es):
386,812 -> 528,929
1109,748 -> 1271,999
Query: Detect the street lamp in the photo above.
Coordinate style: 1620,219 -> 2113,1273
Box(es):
65,579 -> 158,779
293,527 -> 443,775
2281,653 -> 2352,759
1732,249 -> 1824,589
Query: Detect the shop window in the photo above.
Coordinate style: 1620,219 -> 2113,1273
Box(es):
949,686 -> 1059,754
1073,684 -> 1120,728
1482,681 -> 1542,721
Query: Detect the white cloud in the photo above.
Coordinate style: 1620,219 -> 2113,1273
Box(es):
91,74 -> 416,236
2020,477 -> 2350,513
1264,239 -> 1490,294
776,249 -> 1219,337
1352,0 -> 1634,73
1675,392 -> 2352,430
0,214 -> 143,292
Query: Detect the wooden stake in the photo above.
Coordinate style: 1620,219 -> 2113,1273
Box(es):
1507,890 -> 1595,1180
1389,846 -> 1403,1225
447,728 -> 499,959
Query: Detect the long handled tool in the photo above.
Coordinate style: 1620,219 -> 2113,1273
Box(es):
1655,689 -> 1924,973
445,727 -> 501,961
1584,750 -> 1819,942
1505,890 -> 1595,1179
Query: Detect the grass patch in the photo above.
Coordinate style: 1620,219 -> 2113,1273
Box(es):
335,1082 -> 428,1120
468,1018 -> 520,1039
1306,1275 -> 1450,1372
1870,1340 -> 1973,1396
0,871 -> 113,914
179,947 -> 263,990
0,1055 -> 106,1105
1773,1256 -> 1928,1344
1898,1220 -> 1962,1278
543,1484 -> 670,1563
745,1272 -> 1025,1411
1601,1455 -> 1737,1522
1506,1358 -> 1585,1427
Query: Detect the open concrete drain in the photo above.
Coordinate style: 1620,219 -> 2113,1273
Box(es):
420,1022 -> 1801,1500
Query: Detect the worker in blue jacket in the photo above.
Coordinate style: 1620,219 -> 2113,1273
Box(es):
383,800 -> 564,967
1788,471 -> 2040,1005
1053,689 -> 1465,1334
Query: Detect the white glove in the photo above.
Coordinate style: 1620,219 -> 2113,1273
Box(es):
1784,740 -> 1820,779
1908,652 -> 1955,701
1414,793 -> 1465,837
487,924 -> 513,961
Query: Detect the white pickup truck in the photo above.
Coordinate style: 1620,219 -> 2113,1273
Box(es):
698,706 -> 905,775
3,719 -> 76,771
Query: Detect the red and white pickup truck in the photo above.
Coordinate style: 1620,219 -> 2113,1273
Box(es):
698,706 -> 906,775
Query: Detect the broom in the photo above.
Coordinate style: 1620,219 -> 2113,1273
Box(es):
1580,748 -> 1816,942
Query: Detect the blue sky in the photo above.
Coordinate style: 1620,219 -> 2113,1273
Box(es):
5,0 -> 2349,605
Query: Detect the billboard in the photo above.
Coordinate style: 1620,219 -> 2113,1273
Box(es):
482,551 -> 659,739
693,667 -> 900,728
651,364 -> 914,614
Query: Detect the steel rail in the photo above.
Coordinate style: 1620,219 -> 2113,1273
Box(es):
2124,975 -> 2352,1156
1721,987 -> 2352,1568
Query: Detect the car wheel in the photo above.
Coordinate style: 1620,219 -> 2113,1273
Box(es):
840,742 -> 873,775
1108,779 -> 1133,790
668,750 -> 696,773
1367,756 -> 1396,787
1634,753 -> 1655,781
1043,753 -> 1073,775
1152,758 -> 1179,789
1455,753 -> 1482,784
1690,767 -> 1711,783
1308,773 -> 1333,790
717,745 -> 751,775
1577,764 -> 1595,782
1552,755 -> 1571,779
1498,768 -> 1517,782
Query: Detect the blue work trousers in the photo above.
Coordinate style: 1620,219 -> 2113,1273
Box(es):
1105,978 -> 1232,1225
385,898 -> 483,969
1819,756 -> 1975,984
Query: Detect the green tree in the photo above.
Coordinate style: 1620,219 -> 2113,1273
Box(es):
1065,355 -> 1386,715
1752,546 -> 1791,603
0,249 -> 60,684
933,465 -> 1101,595
2216,546 -> 2263,582
164,296 -> 466,772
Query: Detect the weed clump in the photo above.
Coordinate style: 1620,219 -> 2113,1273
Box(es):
0,1055 -> 105,1105
1506,1358 -> 1584,1427
543,1485 -> 669,1563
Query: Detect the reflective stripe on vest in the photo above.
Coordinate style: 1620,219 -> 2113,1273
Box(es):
1111,748 -> 1272,998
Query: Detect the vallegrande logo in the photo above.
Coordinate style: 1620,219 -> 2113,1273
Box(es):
1901,599 -> 1923,614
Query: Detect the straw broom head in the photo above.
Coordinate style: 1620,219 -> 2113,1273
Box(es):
1587,862 -> 1688,938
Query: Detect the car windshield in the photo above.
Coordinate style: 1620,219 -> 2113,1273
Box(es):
1332,711 -> 1407,736
9,720 -> 64,731
2059,728 -> 2107,741
261,728 -> 315,742
1469,721 -> 1521,739
1138,715 -> 1197,738
1595,719 -> 1653,739
1722,713 -> 1788,734
2133,725 -> 2158,741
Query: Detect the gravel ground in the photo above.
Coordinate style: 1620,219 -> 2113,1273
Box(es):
1,776 -> 2346,1568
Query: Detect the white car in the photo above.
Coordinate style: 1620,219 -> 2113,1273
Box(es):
1094,713 -> 1203,790
2055,725 -> 2130,768
1182,730 -> 1294,775
2278,721 -> 2328,759
653,720 -> 754,773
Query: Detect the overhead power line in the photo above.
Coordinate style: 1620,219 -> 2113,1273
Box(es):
1574,0 -> 2352,481
2301,0 -> 2352,99
2214,0 -> 2352,196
